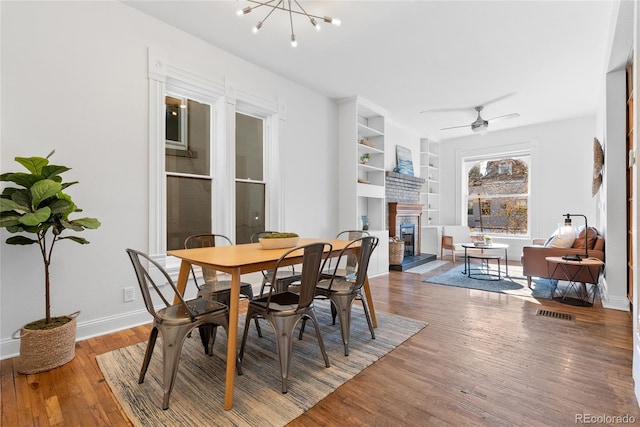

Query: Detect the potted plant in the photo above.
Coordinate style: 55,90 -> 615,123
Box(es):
360,153 -> 371,164
0,151 -> 101,374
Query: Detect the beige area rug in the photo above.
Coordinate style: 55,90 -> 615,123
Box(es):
97,302 -> 426,427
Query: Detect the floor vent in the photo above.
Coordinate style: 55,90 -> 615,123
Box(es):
536,309 -> 574,321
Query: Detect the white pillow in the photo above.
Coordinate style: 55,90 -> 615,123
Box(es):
545,227 -> 576,248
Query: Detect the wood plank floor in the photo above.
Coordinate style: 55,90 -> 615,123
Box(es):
2,261 -> 639,426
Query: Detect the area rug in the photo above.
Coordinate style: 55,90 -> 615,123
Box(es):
96,302 -> 426,427
423,264 -> 557,299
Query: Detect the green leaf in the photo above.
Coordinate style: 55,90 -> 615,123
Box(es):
0,198 -> 23,212
6,235 -> 38,245
71,217 -> 101,229
11,189 -> 31,210
48,198 -> 72,215
7,236 -> 38,245
58,236 -> 90,244
15,156 -> 48,175
59,218 -> 83,232
0,211 -> 21,227
0,172 -> 43,188
31,180 -> 62,207
60,181 -> 78,191
19,206 -> 51,226
41,165 -> 71,180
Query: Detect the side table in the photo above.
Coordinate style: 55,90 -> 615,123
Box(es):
545,256 -> 604,306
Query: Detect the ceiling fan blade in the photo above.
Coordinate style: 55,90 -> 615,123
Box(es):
440,124 -> 471,131
479,93 -> 516,108
486,112 -> 520,123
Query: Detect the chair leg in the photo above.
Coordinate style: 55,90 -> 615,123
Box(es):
158,325 -> 193,410
269,314 -> 301,393
330,294 -> 355,356
527,276 -> 532,288
305,310 -> 330,369
358,290 -> 376,341
238,307 -> 258,376
139,326 -> 158,384
243,286 -> 263,338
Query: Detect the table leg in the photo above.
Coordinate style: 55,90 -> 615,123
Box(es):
504,248 -> 509,277
173,260 -> 192,304
362,275 -> 377,328
462,247 -> 469,274
223,268 -> 241,410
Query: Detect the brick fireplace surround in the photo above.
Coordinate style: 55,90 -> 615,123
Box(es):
385,171 -> 435,270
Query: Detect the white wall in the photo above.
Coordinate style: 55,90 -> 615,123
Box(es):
0,2 -> 339,358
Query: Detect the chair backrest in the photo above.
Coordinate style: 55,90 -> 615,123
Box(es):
126,248 -> 196,321
328,236 -> 379,291
265,242 -> 332,310
335,230 -> 370,272
442,225 -> 472,244
184,234 -> 233,284
250,231 -> 279,243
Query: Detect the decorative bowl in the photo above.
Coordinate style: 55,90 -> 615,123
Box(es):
259,237 -> 299,249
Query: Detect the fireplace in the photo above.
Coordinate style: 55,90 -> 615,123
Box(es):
400,224 -> 415,257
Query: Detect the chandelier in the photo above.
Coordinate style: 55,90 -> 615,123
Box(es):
237,0 -> 341,47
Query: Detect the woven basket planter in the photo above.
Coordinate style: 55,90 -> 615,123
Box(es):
389,240 -> 405,265
15,313 -> 78,374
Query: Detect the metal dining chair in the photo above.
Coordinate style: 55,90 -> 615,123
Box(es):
300,236 -> 378,356
251,231 -> 302,296
126,248 -> 230,410
237,242 -> 332,393
185,234 -> 261,338
322,230 -> 371,280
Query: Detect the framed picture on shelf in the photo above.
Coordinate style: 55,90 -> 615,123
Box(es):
396,145 -> 414,176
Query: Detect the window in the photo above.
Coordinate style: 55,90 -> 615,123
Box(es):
235,112 -> 266,244
465,154 -> 530,236
165,94 -> 213,250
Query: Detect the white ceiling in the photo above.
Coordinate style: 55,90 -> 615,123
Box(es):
124,0 -> 616,141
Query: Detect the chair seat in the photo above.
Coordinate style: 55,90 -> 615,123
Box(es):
250,292 -> 302,314
158,298 -> 227,324
316,277 -> 354,294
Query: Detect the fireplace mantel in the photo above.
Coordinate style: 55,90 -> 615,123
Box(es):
388,202 -> 423,255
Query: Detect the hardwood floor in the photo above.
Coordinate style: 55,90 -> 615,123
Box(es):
2,262 -> 639,426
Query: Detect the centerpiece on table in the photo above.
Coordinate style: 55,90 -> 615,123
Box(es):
258,232 -> 299,249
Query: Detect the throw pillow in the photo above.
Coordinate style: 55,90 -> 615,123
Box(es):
544,226 -> 576,248
572,227 -> 598,250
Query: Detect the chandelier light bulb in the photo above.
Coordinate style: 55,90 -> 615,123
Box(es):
310,17 -> 320,30
252,21 -> 263,33
290,34 -> 297,47
324,16 -> 341,26
238,6 -> 252,16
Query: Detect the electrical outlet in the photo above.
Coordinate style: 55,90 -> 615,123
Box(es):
123,287 -> 135,302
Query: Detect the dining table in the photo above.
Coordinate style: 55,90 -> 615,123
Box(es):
167,237 -> 378,410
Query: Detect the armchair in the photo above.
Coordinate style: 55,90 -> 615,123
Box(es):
521,227 -> 604,287
440,225 -> 475,262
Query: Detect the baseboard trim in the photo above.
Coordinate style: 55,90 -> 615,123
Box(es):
1,309 -> 150,360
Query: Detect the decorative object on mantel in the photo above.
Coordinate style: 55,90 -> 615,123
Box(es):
592,137 -> 604,197
395,145 -> 414,176
236,0 -> 341,47
0,151 -> 101,373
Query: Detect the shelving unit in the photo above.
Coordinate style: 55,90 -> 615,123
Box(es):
420,138 -> 440,225
338,96 -> 389,275
420,138 -> 440,256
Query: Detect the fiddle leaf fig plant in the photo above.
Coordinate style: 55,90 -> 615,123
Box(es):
0,151 -> 101,326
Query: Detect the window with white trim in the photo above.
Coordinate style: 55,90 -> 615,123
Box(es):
464,153 -> 530,236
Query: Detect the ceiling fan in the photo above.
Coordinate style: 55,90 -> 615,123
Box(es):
440,106 -> 520,134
